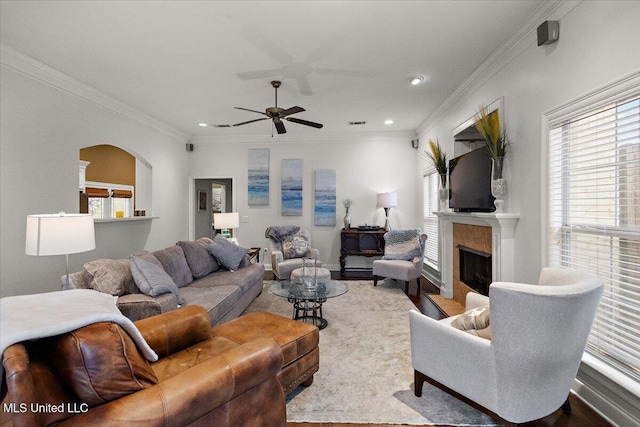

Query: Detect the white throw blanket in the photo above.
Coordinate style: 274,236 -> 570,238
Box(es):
1,289 -> 158,383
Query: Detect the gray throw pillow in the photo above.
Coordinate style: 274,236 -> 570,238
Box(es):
152,245 -> 193,288
130,256 -> 185,305
382,229 -> 423,261
206,235 -> 248,271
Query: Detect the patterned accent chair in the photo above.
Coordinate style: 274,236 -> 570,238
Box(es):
373,231 -> 427,295
267,228 -> 321,280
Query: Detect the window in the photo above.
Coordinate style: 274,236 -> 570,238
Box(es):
85,182 -> 134,219
548,91 -> 639,381
423,172 -> 440,270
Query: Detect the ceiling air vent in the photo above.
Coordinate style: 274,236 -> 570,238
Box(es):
348,121 -> 367,126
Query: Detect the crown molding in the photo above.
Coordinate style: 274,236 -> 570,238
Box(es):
416,0 -> 581,137
1,43 -> 188,141
191,129 -> 418,145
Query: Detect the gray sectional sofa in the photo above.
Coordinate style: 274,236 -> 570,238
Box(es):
63,237 -> 264,325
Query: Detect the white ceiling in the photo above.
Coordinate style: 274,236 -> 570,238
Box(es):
0,0 -> 544,138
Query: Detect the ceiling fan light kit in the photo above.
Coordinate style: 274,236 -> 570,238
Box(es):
210,80 -> 323,135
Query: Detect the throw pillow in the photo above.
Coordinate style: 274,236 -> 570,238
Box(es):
177,239 -> 220,278
83,259 -> 134,296
49,322 -> 158,407
130,256 -> 185,305
153,245 -> 193,288
382,229 -> 423,261
282,233 -> 310,259
206,235 -> 248,271
450,306 -> 491,340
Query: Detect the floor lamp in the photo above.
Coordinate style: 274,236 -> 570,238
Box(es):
25,212 -> 96,287
377,192 -> 398,231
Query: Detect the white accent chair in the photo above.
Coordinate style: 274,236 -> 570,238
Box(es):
409,267 -> 603,426
372,233 -> 427,295
268,229 -> 321,280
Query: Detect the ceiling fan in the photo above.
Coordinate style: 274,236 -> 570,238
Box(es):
214,81 -> 323,134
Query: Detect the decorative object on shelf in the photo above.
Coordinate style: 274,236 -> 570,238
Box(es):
377,192 -> 398,231
248,148 -> 270,206
491,156 -> 507,212
282,159 -> 303,216
343,199 -> 352,229
314,169 -> 336,226
425,139 -> 449,211
475,106 -> 510,213
213,212 -> 240,241
25,212 -> 96,287
302,257 -> 317,290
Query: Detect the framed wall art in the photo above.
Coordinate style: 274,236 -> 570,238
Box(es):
281,159 -> 303,216
314,169 -> 336,226
248,148 -> 270,206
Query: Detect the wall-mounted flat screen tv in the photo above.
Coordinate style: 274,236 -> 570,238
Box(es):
448,147 -> 495,212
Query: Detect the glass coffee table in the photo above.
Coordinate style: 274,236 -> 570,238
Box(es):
270,279 -> 348,330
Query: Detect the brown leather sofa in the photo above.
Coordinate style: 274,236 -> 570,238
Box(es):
2,306 -> 287,427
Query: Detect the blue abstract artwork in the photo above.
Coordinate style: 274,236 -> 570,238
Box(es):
281,159 -> 303,216
248,149 -> 269,206
315,169 -> 336,226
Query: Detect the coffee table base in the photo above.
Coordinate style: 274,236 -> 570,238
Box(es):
292,299 -> 328,330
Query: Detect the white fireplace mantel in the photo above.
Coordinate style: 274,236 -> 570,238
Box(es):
434,211 -> 520,299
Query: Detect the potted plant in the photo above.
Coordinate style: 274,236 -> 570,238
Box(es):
475,106 -> 510,212
425,139 -> 449,209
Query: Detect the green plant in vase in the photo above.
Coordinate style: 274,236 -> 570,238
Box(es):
425,139 -> 449,210
475,106 -> 510,212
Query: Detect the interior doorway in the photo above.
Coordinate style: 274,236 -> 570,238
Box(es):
193,178 -> 233,239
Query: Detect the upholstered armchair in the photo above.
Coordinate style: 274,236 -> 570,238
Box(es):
373,230 -> 427,295
266,227 -> 321,280
409,267 -> 604,426
2,305 -> 286,427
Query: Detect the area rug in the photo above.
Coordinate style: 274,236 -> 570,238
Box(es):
244,280 -> 500,426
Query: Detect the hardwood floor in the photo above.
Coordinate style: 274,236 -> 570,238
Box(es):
283,271 -> 612,427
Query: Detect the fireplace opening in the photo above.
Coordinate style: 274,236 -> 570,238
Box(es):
458,245 -> 492,296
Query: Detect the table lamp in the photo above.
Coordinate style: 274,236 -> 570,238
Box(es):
377,192 -> 398,231
25,212 -> 96,286
214,212 -> 240,242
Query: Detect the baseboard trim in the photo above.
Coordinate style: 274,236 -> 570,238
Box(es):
572,357 -> 640,427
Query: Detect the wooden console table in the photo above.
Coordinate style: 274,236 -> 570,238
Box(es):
340,228 -> 386,273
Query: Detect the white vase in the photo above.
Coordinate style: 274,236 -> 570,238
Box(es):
491,157 -> 507,213
438,174 -> 448,211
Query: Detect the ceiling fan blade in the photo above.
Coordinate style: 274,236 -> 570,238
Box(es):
234,107 -> 267,116
274,120 -> 287,134
285,117 -> 323,129
211,124 -> 233,128
232,117 -> 269,127
280,106 -> 305,117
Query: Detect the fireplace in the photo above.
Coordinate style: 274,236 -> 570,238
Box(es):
458,245 -> 492,296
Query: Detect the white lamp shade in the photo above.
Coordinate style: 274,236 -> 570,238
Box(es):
26,213 -> 95,256
213,212 -> 240,230
377,192 -> 398,208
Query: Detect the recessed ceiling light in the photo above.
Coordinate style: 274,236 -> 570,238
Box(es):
408,76 -> 424,85
198,123 -> 208,127
384,119 -> 394,125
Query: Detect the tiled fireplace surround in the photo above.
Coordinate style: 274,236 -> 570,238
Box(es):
434,212 -> 520,306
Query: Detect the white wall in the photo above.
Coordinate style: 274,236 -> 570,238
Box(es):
189,132 -> 423,270
0,66 -> 191,297
417,0 -> 640,285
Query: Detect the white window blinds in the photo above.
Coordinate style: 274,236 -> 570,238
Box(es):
548,94 -> 640,381
423,172 -> 439,270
